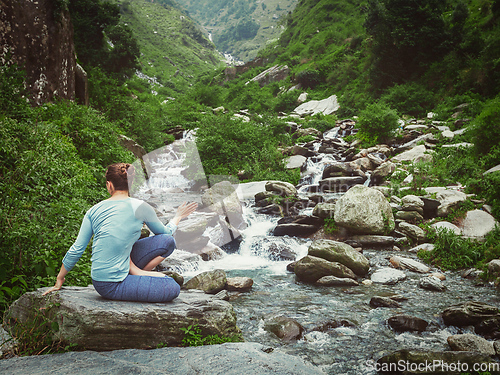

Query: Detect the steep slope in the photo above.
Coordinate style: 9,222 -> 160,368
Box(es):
118,0 -> 225,92
256,0 -> 500,114
174,0 -> 298,62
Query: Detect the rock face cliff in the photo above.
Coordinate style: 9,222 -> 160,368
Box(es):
0,0 -> 77,105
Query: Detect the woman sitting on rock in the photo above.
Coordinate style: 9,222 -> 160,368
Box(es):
44,163 -> 197,302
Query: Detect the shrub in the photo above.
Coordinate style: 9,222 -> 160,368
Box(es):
296,69 -> 322,89
471,96 -> 500,157
273,90 -> 299,113
36,100 -> 133,168
324,217 -> 338,234
418,228 -> 483,270
0,57 -> 31,120
0,117 -> 106,309
180,324 -> 243,347
189,84 -> 222,108
380,82 -> 435,117
193,113 -> 297,184
355,102 -> 399,144
295,135 -> 316,144
303,117 -> 336,133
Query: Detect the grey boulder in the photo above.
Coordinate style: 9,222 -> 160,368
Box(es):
334,185 -> 395,235
371,268 -> 407,285
5,286 -> 240,351
0,342 -> 325,375
388,314 -> 429,332
184,269 -> 227,294
418,276 -> 446,292
459,209 -> 498,241
307,239 -> 370,275
294,255 -> 356,283
447,334 -> 496,356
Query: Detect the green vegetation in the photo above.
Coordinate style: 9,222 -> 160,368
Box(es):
193,113 -> 299,183
295,135 -> 316,144
0,64 -> 135,310
180,324 -> 243,347
116,0 -> 225,93
323,217 -> 338,234
355,102 -> 400,146
2,298 -> 76,357
69,0 -> 139,79
418,227 -> 500,272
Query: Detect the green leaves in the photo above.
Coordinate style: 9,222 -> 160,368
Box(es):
355,101 -> 399,146
418,227 -> 484,271
180,324 -> 243,347
194,113 -> 298,184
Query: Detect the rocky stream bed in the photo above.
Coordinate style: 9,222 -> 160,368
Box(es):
3,113 -> 500,374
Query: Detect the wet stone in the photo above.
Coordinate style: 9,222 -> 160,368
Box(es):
447,334 -> 496,356
350,235 -> 395,247
371,268 -> 407,285
226,277 -> 253,292
388,314 -> 429,332
370,296 -> 401,308
441,301 -> 500,327
316,276 -> 359,287
264,316 -> 305,342
418,276 -> 446,292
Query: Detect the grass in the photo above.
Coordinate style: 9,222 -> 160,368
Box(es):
117,0 -> 225,93
180,324 -> 243,347
417,225 -> 500,273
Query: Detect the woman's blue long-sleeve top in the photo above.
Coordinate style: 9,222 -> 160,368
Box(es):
62,197 -> 176,282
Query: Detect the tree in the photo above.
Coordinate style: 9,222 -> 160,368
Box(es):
364,0 -> 451,87
69,0 -> 120,67
104,24 -> 140,77
69,0 -> 139,78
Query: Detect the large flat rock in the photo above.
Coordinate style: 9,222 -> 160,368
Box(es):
6,286 -> 241,351
459,209 -> 498,241
293,94 -> 339,116
0,342 -> 325,375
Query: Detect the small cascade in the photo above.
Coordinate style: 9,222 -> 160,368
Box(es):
363,171 -> 372,187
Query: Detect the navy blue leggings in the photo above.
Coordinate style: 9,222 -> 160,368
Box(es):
92,234 -> 180,303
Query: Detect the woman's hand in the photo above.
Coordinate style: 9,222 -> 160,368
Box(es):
43,265 -> 68,296
171,201 -> 198,226
42,275 -> 65,296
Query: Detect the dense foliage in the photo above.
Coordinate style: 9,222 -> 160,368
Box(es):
0,65 -> 134,309
69,0 -> 140,78
355,102 -> 400,145
364,0 -> 451,87
194,113 -> 299,184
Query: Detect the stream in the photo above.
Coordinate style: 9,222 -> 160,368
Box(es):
131,131 -> 500,375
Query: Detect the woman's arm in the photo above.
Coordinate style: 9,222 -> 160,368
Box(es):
170,201 -> 198,226
142,201 -> 198,235
43,215 -> 93,296
129,258 -> 166,277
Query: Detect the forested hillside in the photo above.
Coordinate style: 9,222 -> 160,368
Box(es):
174,0 -> 298,62
118,0 -> 225,93
256,0 -> 500,114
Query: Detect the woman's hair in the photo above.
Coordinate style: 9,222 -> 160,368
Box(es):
105,163 -> 134,191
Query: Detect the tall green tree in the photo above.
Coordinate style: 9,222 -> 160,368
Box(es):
69,0 -> 139,77
364,0 -> 451,87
